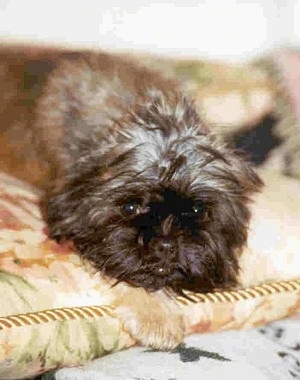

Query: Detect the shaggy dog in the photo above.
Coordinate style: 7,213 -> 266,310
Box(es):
0,47 -> 262,348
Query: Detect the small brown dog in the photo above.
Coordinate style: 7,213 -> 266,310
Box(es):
0,45 -> 262,349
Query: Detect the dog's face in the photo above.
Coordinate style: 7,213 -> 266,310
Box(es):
47,95 -> 263,294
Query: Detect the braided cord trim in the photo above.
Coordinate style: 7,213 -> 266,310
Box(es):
175,278 -> 300,305
1,279 -> 300,330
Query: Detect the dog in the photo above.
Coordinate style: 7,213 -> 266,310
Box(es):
0,46 -> 263,349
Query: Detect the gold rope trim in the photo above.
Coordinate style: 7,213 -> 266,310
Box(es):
0,305 -> 114,331
175,278 -> 300,305
1,278 -> 300,330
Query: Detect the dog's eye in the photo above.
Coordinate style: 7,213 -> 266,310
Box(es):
122,202 -> 141,215
181,202 -> 206,218
192,203 -> 204,214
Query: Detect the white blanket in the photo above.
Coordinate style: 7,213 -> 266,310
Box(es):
49,316 -> 300,380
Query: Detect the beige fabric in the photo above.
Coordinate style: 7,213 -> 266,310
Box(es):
240,169 -> 300,286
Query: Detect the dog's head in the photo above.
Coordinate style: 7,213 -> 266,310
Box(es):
47,94 -> 263,294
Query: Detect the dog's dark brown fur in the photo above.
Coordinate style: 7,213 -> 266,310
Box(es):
0,45 -> 263,349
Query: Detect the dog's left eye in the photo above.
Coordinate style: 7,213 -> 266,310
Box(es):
122,202 -> 141,216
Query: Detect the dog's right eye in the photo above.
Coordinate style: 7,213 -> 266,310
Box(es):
122,202 -> 141,216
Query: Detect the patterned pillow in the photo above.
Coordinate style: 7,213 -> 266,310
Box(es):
0,169 -> 300,380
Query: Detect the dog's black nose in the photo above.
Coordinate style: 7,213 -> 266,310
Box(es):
153,238 -> 176,258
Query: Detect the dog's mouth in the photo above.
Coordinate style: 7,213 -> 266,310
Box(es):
114,256 -> 175,291
157,267 -> 170,275
125,259 -> 186,292
128,273 -> 177,292
148,262 -> 175,279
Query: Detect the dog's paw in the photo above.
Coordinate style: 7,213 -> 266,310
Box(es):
115,304 -> 185,350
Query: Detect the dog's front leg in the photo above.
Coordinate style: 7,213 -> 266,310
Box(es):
110,283 -> 186,350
